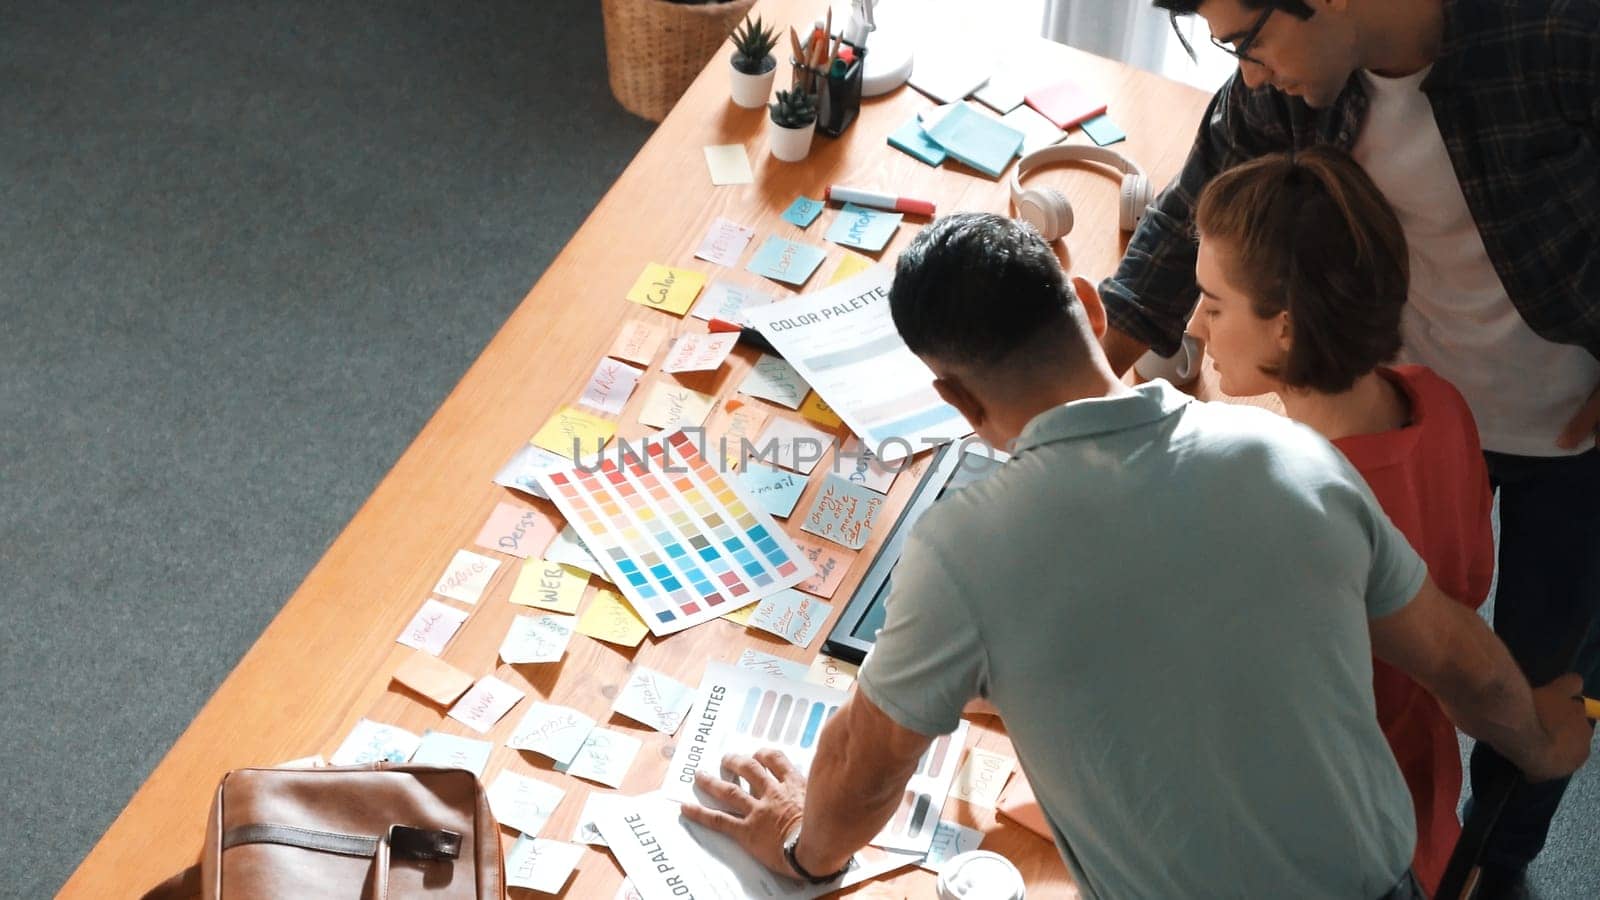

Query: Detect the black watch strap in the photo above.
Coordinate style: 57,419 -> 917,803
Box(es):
783,828 -> 849,885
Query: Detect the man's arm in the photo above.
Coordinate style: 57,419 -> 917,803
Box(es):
1370,575 -> 1593,781
680,690 -> 933,878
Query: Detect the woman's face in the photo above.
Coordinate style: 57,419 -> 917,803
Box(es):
1191,234 -> 1290,397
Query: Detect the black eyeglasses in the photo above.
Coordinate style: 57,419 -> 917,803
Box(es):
1169,7 -> 1274,66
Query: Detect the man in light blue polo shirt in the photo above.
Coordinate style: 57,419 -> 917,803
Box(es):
681,214 -> 1591,898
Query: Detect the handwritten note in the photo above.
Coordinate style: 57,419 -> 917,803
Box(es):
330,719 -> 419,766
506,837 -> 585,893
499,612 -> 577,664
737,648 -> 809,681
637,381 -> 714,430
431,549 -> 501,605
609,319 -> 668,366
748,589 -> 833,648
661,332 -> 739,374
792,532 -> 854,598
690,280 -> 774,323
396,598 -> 469,655
828,250 -> 875,286
532,406 -> 616,460
746,235 -> 827,286
411,730 -> 493,777
712,402 -> 770,470
494,443 -> 566,500
576,589 -> 649,646
475,502 -> 559,559
802,474 -> 886,549
560,727 -> 643,788
703,144 -> 754,185
612,665 -> 694,734
737,354 -> 808,409
546,526 -> 606,578
753,417 -> 834,474
919,820 -> 985,872
805,653 -> 859,691
508,701 -> 597,766
487,770 -> 567,837
509,559 -> 589,614
799,391 -> 843,429
392,651 -> 474,705
579,357 -> 643,416
447,674 -> 526,734
949,748 -> 1015,809
825,202 -> 903,252
782,196 -> 825,228
739,465 -> 807,518
839,436 -> 899,493
626,263 -> 706,317
694,217 -> 756,267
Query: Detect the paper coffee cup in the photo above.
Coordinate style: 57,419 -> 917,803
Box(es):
936,850 -> 1026,900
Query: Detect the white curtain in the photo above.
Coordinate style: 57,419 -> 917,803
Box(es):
1040,0 -> 1172,73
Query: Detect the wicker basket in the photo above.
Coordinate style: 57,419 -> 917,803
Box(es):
601,0 -> 759,121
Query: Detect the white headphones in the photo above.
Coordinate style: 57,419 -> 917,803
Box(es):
1009,144 -> 1152,241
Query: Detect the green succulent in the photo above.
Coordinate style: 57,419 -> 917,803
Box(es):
769,89 -> 817,128
729,15 -> 779,74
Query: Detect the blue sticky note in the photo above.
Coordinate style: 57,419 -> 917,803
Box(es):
888,116 -> 948,166
741,465 -> 808,518
746,235 -> 827,286
825,203 -> 903,253
782,196 -> 825,228
1081,113 -> 1126,147
924,103 -> 1025,179
410,730 -> 493,778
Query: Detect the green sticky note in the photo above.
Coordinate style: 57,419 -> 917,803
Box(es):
1081,113 -> 1127,147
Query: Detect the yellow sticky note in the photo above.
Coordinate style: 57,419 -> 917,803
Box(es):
509,559 -> 590,614
799,391 -> 843,429
637,381 -> 716,430
721,603 -> 757,626
576,589 -> 649,647
626,264 -> 706,317
532,406 -> 616,459
828,252 -> 874,285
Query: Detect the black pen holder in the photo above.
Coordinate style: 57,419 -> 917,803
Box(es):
790,38 -> 865,138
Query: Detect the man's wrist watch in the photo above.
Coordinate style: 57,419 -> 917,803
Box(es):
782,826 -> 850,885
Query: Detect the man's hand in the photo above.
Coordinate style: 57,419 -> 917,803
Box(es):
1557,382 -> 1600,450
680,750 -> 808,878
1523,674 -> 1595,782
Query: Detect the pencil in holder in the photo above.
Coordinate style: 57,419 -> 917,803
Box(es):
790,38 -> 865,138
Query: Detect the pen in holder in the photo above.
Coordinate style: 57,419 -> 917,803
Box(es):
791,37 -> 865,138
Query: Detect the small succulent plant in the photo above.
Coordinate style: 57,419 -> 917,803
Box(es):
769,89 -> 817,128
729,15 -> 779,75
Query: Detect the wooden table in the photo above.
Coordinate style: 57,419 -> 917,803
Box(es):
64,4 -> 1215,896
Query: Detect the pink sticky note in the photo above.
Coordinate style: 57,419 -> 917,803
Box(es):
475,503 -> 560,559
396,598 -> 470,656
1025,78 -> 1108,130
578,358 -> 643,416
693,217 -> 756,267
448,675 -> 527,734
661,333 -> 740,374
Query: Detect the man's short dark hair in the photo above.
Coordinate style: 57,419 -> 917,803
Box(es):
889,213 -> 1083,369
1152,0 -> 1313,17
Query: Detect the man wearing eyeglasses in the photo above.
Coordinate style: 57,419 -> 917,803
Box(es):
1100,2 -> 1600,898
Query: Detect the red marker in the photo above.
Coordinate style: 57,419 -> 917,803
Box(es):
824,185 -> 937,217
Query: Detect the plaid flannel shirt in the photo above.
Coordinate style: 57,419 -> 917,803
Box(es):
1101,0 -> 1600,361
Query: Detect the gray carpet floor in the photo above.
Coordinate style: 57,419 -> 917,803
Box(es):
1,2 -> 1594,898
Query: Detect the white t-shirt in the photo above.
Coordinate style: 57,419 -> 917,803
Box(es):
1351,67 -> 1599,456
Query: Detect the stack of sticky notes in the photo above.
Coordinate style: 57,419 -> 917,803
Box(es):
919,102 -> 1026,179
1025,77 -> 1108,130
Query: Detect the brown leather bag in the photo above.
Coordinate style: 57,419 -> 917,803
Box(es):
142,764 -> 505,899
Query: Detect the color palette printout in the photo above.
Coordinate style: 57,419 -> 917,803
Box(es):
663,663 -> 968,854
536,430 -> 814,636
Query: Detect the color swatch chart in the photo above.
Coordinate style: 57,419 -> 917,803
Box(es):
538,431 -> 813,636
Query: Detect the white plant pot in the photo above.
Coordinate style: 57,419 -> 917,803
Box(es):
769,120 -> 815,162
729,57 -> 776,108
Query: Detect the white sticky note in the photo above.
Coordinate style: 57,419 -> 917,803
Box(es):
447,675 -> 526,734
572,792 -> 615,846
494,443 -> 568,500
748,589 -> 833,649
487,771 -> 567,837
752,417 -> 834,474
410,730 -> 493,777
276,755 -> 326,769
805,654 -> 859,692
949,748 -> 1015,809
694,217 -> 757,267
637,381 -> 715,430
611,666 -> 695,735
579,358 -> 643,416
507,701 -> 597,766
506,836 -> 585,893
660,332 -> 740,374
395,597 -> 470,656
560,727 -> 643,789
704,144 -> 755,185
432,549 -> 501,605
329,719 -> 420,766
499,613 -> 577,665
738,354 -> 808,409
736,648 -> 809,681
1000,104 -> 1069,157
919,820 -> 985,872
839,436 -> 901,494
546,526 -> 606,578
690,280 -> 774,324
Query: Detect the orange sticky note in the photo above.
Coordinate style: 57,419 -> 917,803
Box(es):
792,532 -> 855,599
610,320 -> 668,367
392,652 -> 475,706
799,391 -> 843,429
